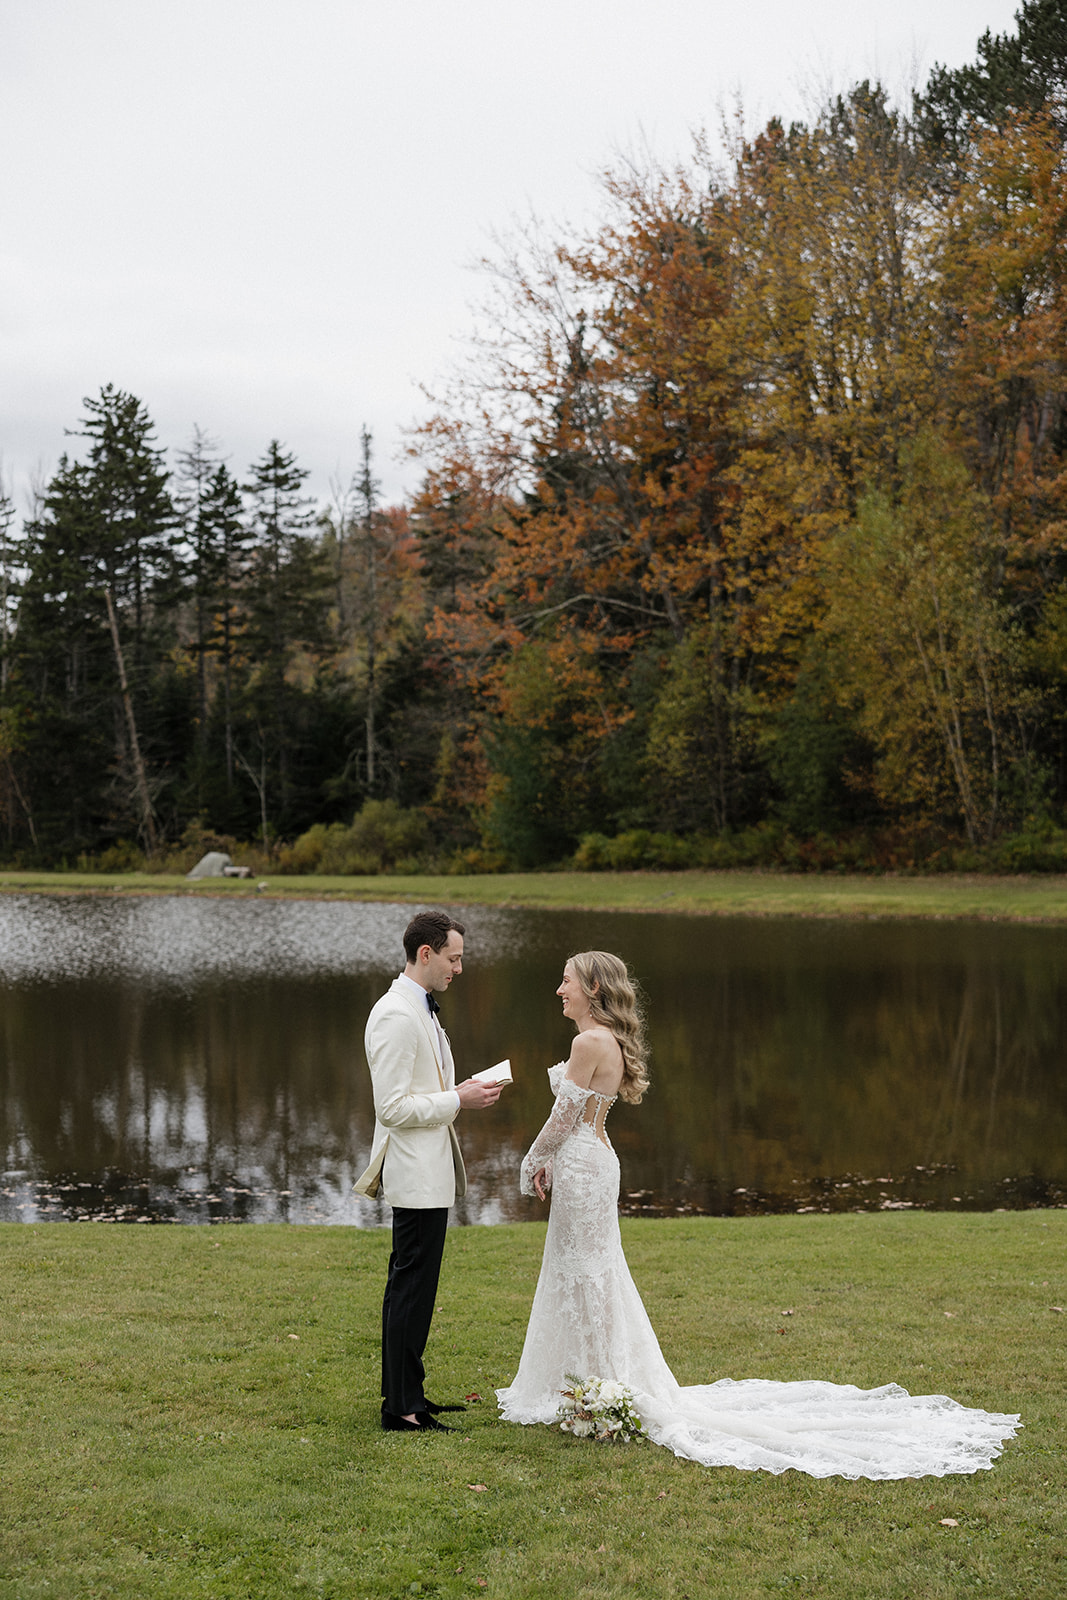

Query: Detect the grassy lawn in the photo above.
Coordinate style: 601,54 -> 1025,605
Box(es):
4,868 -> 1067,922
1,1213 -> 1062,1599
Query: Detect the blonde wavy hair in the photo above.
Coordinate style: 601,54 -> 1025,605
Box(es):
567,950 -> 649,1104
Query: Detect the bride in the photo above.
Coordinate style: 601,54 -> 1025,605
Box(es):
496,950 -> 1020,1479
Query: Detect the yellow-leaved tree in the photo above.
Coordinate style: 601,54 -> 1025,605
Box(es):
824,435 -> 1039,843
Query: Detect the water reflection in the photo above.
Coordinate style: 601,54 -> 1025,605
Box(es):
1,896 -> 1064,1223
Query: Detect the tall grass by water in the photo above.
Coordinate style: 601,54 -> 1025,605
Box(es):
2,1213 -> 1063,1599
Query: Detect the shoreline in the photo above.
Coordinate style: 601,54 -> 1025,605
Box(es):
3,866 -> 1067,923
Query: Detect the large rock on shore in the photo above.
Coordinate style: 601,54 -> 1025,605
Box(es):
186,851 -> 232,879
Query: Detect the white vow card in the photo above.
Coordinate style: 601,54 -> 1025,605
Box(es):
473,1059 -> 513,1087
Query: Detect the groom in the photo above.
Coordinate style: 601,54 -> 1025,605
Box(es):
355,909 -> 501,1432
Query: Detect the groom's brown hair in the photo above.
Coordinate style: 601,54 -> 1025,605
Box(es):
402,910 -> 465,962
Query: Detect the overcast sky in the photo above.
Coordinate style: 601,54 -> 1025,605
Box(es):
1,0 -> 1022,514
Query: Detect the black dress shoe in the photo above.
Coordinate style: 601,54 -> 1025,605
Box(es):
381,1410 -> 421,1432
424,1399 -> 467,1415
381,1409 -> 453,1433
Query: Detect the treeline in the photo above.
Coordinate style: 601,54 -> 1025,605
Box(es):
0,403 -> 436,865
3,1 -> 1067,873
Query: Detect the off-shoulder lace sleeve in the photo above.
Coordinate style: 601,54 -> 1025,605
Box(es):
520,1073 -> 590,1196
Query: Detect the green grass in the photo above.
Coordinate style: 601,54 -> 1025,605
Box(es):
1,1214 -> 1063,1599
6,867 -> 1067,922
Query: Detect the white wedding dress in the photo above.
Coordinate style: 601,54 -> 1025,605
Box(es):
496,1065 -> 1020,1479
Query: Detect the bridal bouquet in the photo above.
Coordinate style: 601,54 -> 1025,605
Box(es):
558,1375 -> 644,1443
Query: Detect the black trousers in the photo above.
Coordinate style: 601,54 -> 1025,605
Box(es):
380,1205 -> 449,1417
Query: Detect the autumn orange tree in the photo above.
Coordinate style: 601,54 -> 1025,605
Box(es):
726,88 -> 943,573
413,165 -> 751,858
664,85 -> 946,831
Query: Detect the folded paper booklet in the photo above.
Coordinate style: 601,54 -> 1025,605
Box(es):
473,1059 -> 513,1087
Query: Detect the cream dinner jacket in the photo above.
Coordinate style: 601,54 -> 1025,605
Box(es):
354,977 -> 467,1208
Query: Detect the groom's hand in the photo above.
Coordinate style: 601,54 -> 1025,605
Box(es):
456,1077 -> 502,1109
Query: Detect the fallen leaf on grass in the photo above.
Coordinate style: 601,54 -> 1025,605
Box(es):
939,1517 -> 959,1527
288,1333 -> 300,1340
779,1309 -> 795,1316
467,1483 -> 489,1492
476,1581 -> 488,1589
943,1312 -> 956,1319
656,1491 -> 669,1499
1051,1306 -> 1064,1314
465,1392 -> 482,1402
596,1543 -> 606,1552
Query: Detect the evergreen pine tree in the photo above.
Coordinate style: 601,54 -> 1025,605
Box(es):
7,387 -> 176,854
202,462 -> 252,797
240,441 -> 332,837
920,0 -> 1067,153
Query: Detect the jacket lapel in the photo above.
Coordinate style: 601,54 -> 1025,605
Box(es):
390,977 -> 444,1073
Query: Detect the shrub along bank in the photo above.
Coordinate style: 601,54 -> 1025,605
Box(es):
43,803 -> 1067,880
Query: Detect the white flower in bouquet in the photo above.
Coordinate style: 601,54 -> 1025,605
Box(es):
557,1375 -> 645,1444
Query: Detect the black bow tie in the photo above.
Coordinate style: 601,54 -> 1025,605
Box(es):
426,993 -> 440,1018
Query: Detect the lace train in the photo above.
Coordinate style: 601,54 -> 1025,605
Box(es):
497,1066 -> 1020,1479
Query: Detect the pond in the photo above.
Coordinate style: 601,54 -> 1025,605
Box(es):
1,894 -> 1064,1224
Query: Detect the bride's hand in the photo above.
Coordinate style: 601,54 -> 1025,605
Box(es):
533,1167 -> 548,1201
